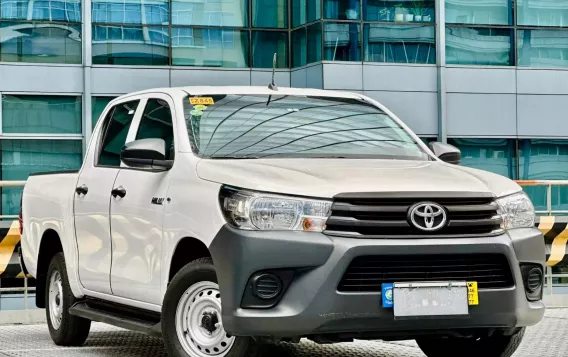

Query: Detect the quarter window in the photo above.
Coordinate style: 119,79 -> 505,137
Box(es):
98,100 -> 140,167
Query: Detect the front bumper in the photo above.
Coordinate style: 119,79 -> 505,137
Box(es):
209,225 -> 545,338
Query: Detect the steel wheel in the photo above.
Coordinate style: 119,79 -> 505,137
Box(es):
175,281 -> 235,357
48,270 -> 64,330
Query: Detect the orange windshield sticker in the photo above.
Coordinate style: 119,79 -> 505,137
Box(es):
190,97 -> 214,105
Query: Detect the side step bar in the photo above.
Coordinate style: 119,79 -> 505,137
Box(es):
70,301 -> 162,337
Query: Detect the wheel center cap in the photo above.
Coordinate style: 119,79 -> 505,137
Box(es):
201,311 -> 219,334
55,294 -> 61,306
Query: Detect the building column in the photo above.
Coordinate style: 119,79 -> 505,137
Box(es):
435,0 -> 447,143
83,0 -> 93,153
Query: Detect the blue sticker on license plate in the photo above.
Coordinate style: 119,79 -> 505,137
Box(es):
382,283 -> 394,308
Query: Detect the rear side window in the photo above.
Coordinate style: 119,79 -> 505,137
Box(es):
136,99 -> 175,160
98,100 -> 139,167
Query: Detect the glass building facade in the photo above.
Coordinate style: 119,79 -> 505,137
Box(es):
0,0 -> 568,215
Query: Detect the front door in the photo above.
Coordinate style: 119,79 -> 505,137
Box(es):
110,96 -> 176,304
74,99 -> 141,294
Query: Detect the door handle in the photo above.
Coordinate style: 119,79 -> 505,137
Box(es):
111,186 -> 126,198
75,185 -> 88,195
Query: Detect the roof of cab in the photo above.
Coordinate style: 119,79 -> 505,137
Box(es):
120,86 -> 364,100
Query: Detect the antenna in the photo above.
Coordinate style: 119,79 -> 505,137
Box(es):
268,53 -> 278,91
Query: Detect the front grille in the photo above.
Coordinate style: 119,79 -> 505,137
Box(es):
324,192 -> 503,238
338,254 -> 514,293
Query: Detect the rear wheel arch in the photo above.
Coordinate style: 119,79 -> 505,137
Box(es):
168,237 -> 211,284
36,229 -> 63,308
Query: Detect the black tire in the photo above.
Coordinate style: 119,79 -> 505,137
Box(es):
45,252 -> 91,346
416,328 -> 525,357
162,257 -> 257,357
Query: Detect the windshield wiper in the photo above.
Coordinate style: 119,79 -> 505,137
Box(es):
208,155 -> 261,160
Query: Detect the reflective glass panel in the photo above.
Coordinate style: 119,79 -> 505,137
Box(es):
1,140 -> 82,216
519,140 -> 568,212
92,97 -> 115,129
324,22 -> 360,61
252,31 -> 288,68
1,0 -> 81,22
0,22 -> 81,63
448,138 -> 517,179
2,95 -> 82,134
292,27 -> 307,67
92,25 -> 169,65
136,99 -> 175,160
518,30 -> 568,68
171,0 -> 247,27
172,28 -> 249,67
446,27 -> 514,66
446,0 -> 511,25
364,24 -> 435,64
252,0 -> 287,28
365,0 -> 434,23
307,22 -> 322,63
292,0 -> 321,27
324,0 -> 360,20
99,100 -> 140,167
91,0 -> 169,25
518,0 -> 568,27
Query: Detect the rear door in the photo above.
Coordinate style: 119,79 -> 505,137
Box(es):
109,94 -> 176,304
74,100 -> 141,294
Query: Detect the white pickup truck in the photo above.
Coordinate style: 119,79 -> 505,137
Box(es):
21,86 -> 545,357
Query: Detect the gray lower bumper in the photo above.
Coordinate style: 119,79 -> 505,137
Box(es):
209,226 -> 545,338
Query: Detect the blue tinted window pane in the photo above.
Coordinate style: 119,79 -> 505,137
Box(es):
446,27 -> 513,66
519,140 -> 568,212
292,27 -> 307,67
365,0 -> 434,22
324,22 -> 360,61
172,28 -> 248,67
1,140 -> 82,216
448,139 -> 517,179
2,95 -> 82,134
292,0 -> 321,27
92,0 -> 169,25
364,24 -> 435,64
171,0 -> 247,26
518,0 -> 568,27
0,22 -> 82,64
325,0 -> 359,20
1,0 -> 81,21
518,30 -> 568,68
92,25 -> 169,65
92,97 -> 115,129
307,22 -> 322,63
253,0 -> 287,28
252,31 -> 288,68
446,0 -> 511,25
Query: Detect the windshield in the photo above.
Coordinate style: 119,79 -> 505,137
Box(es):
183,94 -> 430,160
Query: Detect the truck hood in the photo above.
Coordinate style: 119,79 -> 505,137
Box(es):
195,158 -> 521,198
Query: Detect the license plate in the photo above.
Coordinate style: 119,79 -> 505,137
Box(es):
391,282 -> 469,318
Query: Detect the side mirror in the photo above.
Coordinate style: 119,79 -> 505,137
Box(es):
120,138 -> 173,169
428,142 -> 461,165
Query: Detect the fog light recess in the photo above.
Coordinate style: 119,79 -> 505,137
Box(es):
526,267 -> 543,293
252,273 -> 282,300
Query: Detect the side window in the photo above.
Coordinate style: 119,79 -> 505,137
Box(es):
98,100 -> 140,167
136,99 -> 175,160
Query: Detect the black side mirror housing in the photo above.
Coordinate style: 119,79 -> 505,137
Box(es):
428,142 -> 461,165
120,138 -> 173,169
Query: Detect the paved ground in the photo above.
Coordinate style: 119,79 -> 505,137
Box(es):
0,309 -> 566,357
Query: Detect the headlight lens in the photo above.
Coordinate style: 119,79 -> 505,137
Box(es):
496,192 -> 535,230
219,187 -> 332,231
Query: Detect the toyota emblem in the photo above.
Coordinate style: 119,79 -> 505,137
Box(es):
409,202 -> 447,231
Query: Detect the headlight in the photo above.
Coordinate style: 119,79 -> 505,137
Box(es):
496,192 -> 535,230
219,187 -> 332,231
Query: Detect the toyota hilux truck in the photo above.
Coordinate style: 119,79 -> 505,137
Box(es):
20,86 -> 545,357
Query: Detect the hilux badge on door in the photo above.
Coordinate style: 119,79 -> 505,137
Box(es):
409,202 -> 447,231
